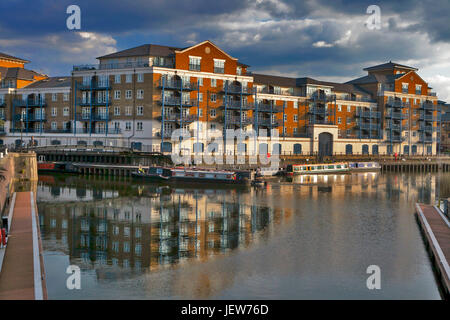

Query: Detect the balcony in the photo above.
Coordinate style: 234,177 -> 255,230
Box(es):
74,128 -> 121,135
257,87 -> 295,96
14,113 -> 46,121
13,98 -> 46,107
78,82 -> 111,91
308,93 -> 336,102
386,135 -> 406,142
256,118 -> 281,127
158,78 -> 198,91
214,67 -> 224,74
356,110 -> 381,118
421,102 -> 435,110
221,85 -> 255,95
219,116 -> 253,126
158,97 -> 197,107
419,135 -> 433,143
189,64 -> 201,72
160,114 -> 197,124
77,98 -> 111,106
0,100 -> 6,107
256,103 -> 283,113
419,124 -> 433,132
355,123 -> 381,130
385,111 -> 408,119
419,113 -> 435,121
220,101 -> 255,110
386,99 -> 410,108
76,113 -> 110,121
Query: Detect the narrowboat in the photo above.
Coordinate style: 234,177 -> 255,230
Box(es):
285,162 -> 349,175
348,162 -> 381,172
256,167 -> 281,177
171,168 -> 251,184
131,166 -> 172,181
37,162 -> 79,173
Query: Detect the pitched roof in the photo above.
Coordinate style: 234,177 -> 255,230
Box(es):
0,67 -> 46,81
97,44 -> 181,59
0,52 -> 29,63
346,73 -> 399,85
23,76 -> 71,89
363,61 -> 417,72
252,73 -> 297,87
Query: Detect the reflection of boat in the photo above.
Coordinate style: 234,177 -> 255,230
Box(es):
348,162 -> 381,172
256,167 -> 280,177
286,162 -> 349,175
37,162 -> 79,174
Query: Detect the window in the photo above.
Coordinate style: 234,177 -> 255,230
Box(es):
189,56 -> 201,71
210,93 -> 217,102
197,77 -> 203,86
125,90 -> 132,99
63,93 -> 69,101
115,74 -> 121,83
126,74 -> 132,83
338,117 -> 341,124
83,76 -> 90,86
114,90 -> 121,99
52,93 -> 57,101
52,108 -> 57,116
137,89 -> 144,99
338,105 -> 342,112
198,109 -> 203,117
283,114 -> 287,121
137,73 -> 144,82
293,127 -> 298,134
415,84 -> 422,95
210,123 -> 216,130
210,109 -> 216,117
214,59 -> 225,73
137,122 -> 143,131
346,118 -> 351,124
125,122 -> 131,131
137,106 -> 144,115
51,122 -> 57,130
211,78 -> 217,87
198,93 -> 203,102
114,106 -> 120,116
294,101 -> 298,109
63,107 -> 69,116
294,114 -> 298,122
125,106 -> 132,116
347,106 -> 351,112
402,83 -> 409,93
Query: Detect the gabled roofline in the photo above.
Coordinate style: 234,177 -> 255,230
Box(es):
395,70 -> 428,85
174,40 -> 238,61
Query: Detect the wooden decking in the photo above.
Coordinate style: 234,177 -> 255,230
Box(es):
0,192 -> 46,300
416,203 -> 450,299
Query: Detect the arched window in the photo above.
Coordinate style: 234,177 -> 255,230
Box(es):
345,144 -> 353,155
293,143 -> 302,155
362,144 -> 369,155
272,143 -> 281,155
259,143 -> 268,155
372,145 -> 379,155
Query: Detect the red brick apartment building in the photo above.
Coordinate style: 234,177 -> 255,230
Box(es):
0,41 -> 443,156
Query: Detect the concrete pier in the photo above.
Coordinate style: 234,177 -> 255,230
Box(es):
416,203 -> 450,299
0,192 -> 46,299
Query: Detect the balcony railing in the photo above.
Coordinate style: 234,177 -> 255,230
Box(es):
256,103 -> 283,113
308,93 -> 336,102
13,98 -> 46,107
159,97 -> 197,107
385,111 -> 408,119
219,116 -> 253,126
419,113 -> 435,121
77,98 -> 111,106
158,78 -> 198,91
74,62 -> 155,71
386,99 -> 410,108
256,118 -> 281,127
14,113 -> 46,121
222,85 -> 255,95
355,123 -> 381,130
78,82 -> 111,90
0,100 -> 6,107
74,128 -> 121,134
386,123 -> 403,131
356,110 -> 381,118
257,87 -> 294,96
386,135 -> 406,142
419,124 -> 433,132
76,113 -> 110,121
221,101 -> 255,110
421,102 -> 435,110
419,135 -> 433,143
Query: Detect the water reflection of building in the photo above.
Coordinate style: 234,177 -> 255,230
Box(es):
38,183 -> 288,277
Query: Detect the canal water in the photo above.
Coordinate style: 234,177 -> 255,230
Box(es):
36,172 -> 449,299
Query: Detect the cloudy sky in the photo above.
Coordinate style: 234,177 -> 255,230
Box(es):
1,0 -> 449,101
